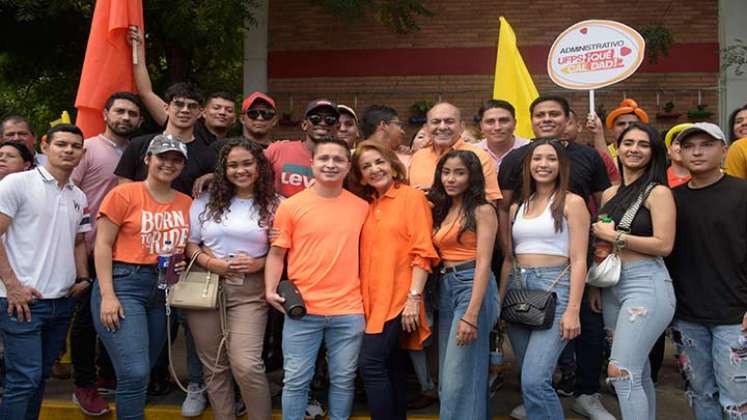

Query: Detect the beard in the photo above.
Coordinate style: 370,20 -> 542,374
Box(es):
108,122 -> 137,138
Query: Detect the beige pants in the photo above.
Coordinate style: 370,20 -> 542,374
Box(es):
187,272 -> 272,420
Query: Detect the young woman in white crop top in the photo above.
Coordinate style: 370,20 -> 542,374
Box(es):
499,139 -> 589,420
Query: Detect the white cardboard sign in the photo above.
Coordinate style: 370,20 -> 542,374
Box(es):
548,20 -> 645,90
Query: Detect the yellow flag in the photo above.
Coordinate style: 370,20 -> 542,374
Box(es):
493,17 -> 539,139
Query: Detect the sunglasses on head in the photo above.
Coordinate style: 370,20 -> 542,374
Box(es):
307,114 -> 338,126
246,109 -> 277,120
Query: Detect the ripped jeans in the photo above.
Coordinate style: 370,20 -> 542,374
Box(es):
671,319 -> 747,420
602,258 -> 675,420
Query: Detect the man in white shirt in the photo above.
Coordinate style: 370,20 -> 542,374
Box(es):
0,124 -> 91,420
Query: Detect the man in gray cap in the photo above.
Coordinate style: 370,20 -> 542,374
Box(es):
665,122 -> 747,419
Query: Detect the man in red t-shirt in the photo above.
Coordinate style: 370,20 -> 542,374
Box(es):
265,99 -> 340,198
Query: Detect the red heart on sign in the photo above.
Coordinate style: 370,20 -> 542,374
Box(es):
580,27 -> 588,34
621,47 -> 632,56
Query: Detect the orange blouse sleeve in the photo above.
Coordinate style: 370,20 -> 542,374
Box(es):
405,188 -> 440,272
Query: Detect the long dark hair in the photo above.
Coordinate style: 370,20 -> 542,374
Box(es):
201,138 -> 279,227
601,123 -> 667,215
728,104 -> 747,143
428,150 -> 490,243
519,139 -> 570,232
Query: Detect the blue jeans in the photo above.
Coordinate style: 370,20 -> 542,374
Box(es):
91,262 -> 167,420
281,314 -> 365,420
359,315 -> 407,420
603,258 -> 675,420
0,297 -> 74,420
671,319 -> 747,420
438,266 -> 499,420
506,265 -> 570,420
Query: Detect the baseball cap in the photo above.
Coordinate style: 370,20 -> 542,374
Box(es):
674,122 -> 727,145
305,99 -> 339,117
242,92 -> 277,113
337,104 -> 358,122
147,134 -> 188,159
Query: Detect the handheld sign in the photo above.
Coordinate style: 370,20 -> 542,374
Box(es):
547,20 -> 645,114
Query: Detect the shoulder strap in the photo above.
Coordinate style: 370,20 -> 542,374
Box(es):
617,183 -> 655,232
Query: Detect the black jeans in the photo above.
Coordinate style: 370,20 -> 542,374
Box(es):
574,292 -> 605,395
359,315 -> 407,420
70,259 -> 114,387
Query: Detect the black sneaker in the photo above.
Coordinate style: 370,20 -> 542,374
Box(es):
554,372 -> 575,397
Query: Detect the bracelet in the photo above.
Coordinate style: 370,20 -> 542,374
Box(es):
190,249 -> 203,261
75,276 -> 92,285
460,318 -> 478,329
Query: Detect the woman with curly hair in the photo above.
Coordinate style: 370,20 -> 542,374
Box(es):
185,138 -> 280,420
428,150 -> 499,420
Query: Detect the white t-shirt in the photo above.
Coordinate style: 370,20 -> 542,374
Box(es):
188,194 -> 275,258
0,167 -> 91,299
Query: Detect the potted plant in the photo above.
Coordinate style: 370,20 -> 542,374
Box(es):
656,101 -> 681,120
639,24 -> 673,64
687,104 -> 714,121
409,100 -> 432,125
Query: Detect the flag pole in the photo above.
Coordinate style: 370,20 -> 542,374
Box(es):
589,89 -> 596,116
130,25 -> 139,64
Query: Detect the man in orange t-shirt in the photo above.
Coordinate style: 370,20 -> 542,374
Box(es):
265,137 -> 368,420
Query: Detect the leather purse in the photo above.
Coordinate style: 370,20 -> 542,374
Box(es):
167,251 -> 220,310
501,265 -> 568,329
586,184 -> 654,288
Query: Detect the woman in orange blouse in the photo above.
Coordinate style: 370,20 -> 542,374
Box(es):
350,140 -> 439,420
428,150 -> 499,420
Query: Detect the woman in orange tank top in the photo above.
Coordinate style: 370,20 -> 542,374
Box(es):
428,150 -> 499,420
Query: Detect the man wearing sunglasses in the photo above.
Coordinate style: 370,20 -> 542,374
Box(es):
265,99 -> 340,198
210,92 -> 279,155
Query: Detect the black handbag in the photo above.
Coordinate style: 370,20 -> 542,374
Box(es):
501,266 -> 568,329
500,200 -> 569,329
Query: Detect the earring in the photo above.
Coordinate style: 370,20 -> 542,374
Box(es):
361,179 -> 367,186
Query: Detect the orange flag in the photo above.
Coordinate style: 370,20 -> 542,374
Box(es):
75,0 -> 143,139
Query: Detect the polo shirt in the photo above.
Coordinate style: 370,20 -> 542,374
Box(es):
476,136 -> 530,172
408,138 -> 502,200
0,167 -> 91,299
72,134 -> 128,252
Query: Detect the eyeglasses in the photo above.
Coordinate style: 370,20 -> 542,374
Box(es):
307,114 -> 338,126
246,109 -> 277,120
171,100 -> 201,111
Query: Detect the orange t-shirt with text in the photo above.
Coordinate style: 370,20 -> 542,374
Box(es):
272,187 -> 368,315
98,182 -> 192,265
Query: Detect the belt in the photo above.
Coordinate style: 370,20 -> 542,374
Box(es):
440,260 -> 476,274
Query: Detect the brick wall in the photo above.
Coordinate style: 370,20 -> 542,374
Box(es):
266,0 -> 719,141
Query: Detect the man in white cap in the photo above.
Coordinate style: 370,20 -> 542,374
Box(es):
666,122 -> 747,420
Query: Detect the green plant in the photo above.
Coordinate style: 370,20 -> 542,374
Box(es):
723,39 -> 747,76
410,100 -> 432,116
663,101 -> 675,113
687,104 -> 713,120
639,25 -> 673,64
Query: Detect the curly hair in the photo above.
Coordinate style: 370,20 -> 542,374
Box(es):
428,150 -> 490,243
201,138 -> 279,227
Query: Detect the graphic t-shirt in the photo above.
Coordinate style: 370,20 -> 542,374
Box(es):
265,140 -> 313,197
98,182 -> 192,264
272,188 -> 369,315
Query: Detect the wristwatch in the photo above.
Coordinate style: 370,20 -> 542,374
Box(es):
614,232 -> 627,249
409,290 -> 422,298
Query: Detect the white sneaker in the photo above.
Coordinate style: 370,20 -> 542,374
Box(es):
572,393 -> 616,420
510,404 -> 527,420
181,383 -> 207,417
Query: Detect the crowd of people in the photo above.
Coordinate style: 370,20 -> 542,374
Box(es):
0,30 -> 745,420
